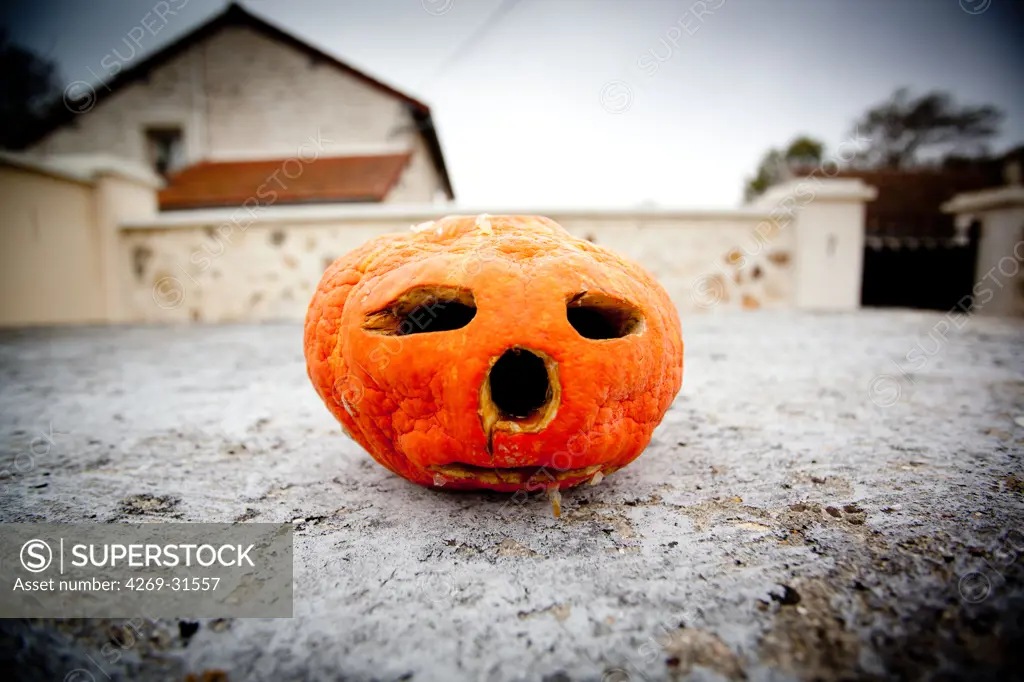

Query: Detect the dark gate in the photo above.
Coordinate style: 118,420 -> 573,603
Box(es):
860,223 -> 980,311
828,166 -> 1003,311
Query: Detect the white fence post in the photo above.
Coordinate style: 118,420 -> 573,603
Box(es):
752,178 -> 876,311
943,186 -> 1024,318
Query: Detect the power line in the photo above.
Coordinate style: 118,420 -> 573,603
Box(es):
424,0 -> 524,87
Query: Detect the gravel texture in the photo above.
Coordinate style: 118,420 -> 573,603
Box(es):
1,310 -> 1023,681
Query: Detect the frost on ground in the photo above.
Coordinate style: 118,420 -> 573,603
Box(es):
0,310 -> 1022,681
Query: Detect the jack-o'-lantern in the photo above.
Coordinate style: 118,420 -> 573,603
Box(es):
304,215 -> 683,512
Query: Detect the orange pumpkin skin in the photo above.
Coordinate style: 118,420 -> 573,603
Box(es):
304,215 -> 683,492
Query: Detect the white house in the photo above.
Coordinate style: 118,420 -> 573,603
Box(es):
25,3 -> 454,209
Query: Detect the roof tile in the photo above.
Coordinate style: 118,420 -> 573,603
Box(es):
158,153 -> 412,210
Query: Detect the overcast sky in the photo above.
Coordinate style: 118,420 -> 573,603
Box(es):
3,0 -> 1022,208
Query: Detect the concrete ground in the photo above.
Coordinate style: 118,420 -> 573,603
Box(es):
1,310 -> 1022,681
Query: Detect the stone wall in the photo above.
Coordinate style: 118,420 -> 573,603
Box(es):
0,154 -> 161,327
120,207 -> 796,323
0,167 -> 105,325
0,156 -> 876,326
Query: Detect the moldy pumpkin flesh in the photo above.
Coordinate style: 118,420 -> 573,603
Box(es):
304,215 -> 683,492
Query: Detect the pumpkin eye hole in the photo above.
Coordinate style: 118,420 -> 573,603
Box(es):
363,286 -> 476,336
566,292 -> 644,340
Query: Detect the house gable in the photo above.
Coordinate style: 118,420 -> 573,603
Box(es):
28,3 -> 453,200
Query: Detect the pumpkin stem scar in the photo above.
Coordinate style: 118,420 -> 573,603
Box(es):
478,347 -> 561,454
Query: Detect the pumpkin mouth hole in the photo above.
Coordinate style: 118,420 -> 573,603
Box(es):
567,292 -> 644,339
428,462 -> 611,486
363,286 -> 476,336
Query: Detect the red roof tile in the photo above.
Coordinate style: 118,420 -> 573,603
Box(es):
158,153 -> 412,210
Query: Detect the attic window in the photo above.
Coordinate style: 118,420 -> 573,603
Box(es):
145,127 -> 184,176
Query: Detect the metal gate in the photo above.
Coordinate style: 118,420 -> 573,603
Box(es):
861,223 -> 980,311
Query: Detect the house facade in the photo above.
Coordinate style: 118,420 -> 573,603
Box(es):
26,4 -> 453,209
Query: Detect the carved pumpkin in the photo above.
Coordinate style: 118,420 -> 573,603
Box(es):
304,215 -> 683,503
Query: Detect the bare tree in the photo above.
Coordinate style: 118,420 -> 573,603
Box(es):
849,88 -> 1002,169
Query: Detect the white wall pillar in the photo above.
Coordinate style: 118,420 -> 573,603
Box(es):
943,186 -> 1024,318
90,163 -> 162,323
752,178 -> 876,310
